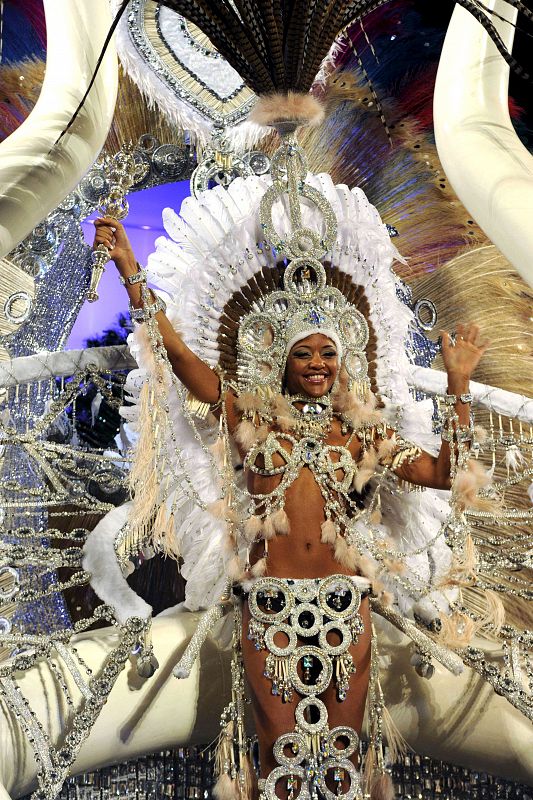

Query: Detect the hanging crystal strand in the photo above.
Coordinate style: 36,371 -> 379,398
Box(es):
234,602 -> 253,800
214,599 -> 252,800
364,623 -> 395,800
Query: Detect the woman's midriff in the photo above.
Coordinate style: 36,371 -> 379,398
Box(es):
248,464 -> 359,579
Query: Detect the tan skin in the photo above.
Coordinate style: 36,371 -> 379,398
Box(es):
94,218 -> 489,789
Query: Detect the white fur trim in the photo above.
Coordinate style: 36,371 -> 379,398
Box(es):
82,502 -> 152,624
285,328 -> 343,358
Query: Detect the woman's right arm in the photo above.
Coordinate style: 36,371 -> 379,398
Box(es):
93,216 -> 221,405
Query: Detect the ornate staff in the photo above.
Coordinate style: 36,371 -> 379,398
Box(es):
87,143 -> 148,303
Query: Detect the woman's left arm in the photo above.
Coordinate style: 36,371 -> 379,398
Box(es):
393,323 -> 489,490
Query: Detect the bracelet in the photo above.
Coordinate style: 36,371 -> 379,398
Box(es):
119,264 -> 147,286
456,424 -> 473,442
129,294 -> 166,322
443,392 -> 472,405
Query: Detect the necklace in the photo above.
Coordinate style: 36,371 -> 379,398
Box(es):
285,393 -> 333,438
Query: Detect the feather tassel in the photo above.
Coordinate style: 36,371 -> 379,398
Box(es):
243,515 -> 263,543
262,515 -> 277,540
321,518 -> 337,544
334,536 -> 359,571
213,774 -> 239,800
370,772 -> 395,800
438,611 -> 476,648
271,507 -> 290,535
251,557 -> 267,577
356,555 -> 377,581
234,392 -> 265,413
226,556 -> 246,582
354,448 -> 379,493
453,459 -> 502,514
235,420 -> 259,451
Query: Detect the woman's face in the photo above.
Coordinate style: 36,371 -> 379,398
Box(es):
285,333 -> 339,397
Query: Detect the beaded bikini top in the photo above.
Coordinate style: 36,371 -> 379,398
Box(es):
233,388 -> 423,547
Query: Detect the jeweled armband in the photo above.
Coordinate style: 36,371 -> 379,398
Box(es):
390,443 -> 423,470
383,432 -> 423,470
129,294 -> 166,322
119,263 -> 147,286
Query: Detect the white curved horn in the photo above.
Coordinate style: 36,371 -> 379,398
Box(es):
0,0 -> 118,259
434,0 -> 533,288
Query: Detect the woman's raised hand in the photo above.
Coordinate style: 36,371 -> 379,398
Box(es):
440,322 -> 489,379
93,217 -> 135,270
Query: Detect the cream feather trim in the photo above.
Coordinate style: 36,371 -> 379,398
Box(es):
213,774 -> 239,800
369,772 -> 395,800
251,557 -> 267,577
321,519 -> 337,544
250,91 -> 325,128
453,459 -> 502,513
333,536 -> 359,571
234,392 -> 265,413
243,515 -> 262,543
234,420 -> 259,451
354,448 -> 379,493
270,393 -> 294,432
271,507 -> 290,535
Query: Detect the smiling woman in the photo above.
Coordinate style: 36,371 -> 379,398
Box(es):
285,334 -> 339,396
90,146 -> 495,797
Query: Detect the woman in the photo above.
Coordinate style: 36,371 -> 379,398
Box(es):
93,181 -> 487,799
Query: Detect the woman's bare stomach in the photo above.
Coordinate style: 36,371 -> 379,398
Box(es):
248,468 -> 359,579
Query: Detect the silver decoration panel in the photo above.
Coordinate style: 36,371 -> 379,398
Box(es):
20,744 -> 532,800
126,0 -> 256,132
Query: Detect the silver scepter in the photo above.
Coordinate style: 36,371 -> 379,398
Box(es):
87,143 -> 148,302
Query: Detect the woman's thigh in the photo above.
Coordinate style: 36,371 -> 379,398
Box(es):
241,596 -> 372,778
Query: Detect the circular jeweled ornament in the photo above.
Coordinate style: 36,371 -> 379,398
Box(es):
245,150 -> 271,176
326,726 -> 359,759
264,623 -> 298,657
289,646 -> 333,696
79,168 -> 109,203
272,732 -> 308,767
238,313 -> 279,354
3,292 -> 32,325
264,290 -> 299,319
292,580 -> 319,603
16,252 -> 47,277
283,258 -> 327,299
0,566 -> 20,599
290,603 -> 321,638
414,298 -> 438,331
318,576 -> 361,620
295,696 -> 329,734
344,350 -> 369,383
318,758 -> 361,800
264,765 -> 309,800
0,617 -> 12,634
318,620 -> 352,656
339,309 -> 369,350
153,144 -> 189,179
249,578 -> 294,624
